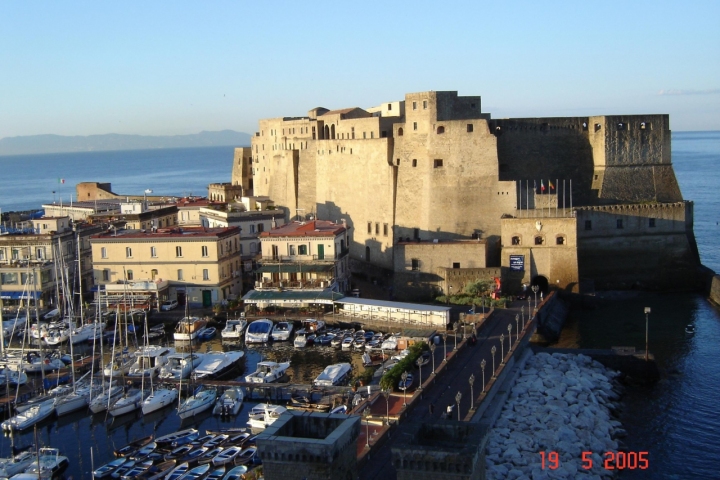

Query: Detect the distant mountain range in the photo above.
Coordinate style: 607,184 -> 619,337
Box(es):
0,130 -> 252,156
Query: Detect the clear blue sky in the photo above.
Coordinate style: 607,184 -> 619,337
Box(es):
1,1 -> 718,138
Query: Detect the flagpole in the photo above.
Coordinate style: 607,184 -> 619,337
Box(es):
570,179 -> 573,212
563,179 -> 566,216
556,178 -> 558,217
526,180 -> 529,219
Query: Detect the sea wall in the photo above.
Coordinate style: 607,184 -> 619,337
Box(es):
485,351 -> 625,480
710,275 -> 720,307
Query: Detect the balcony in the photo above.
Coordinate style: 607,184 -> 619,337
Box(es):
254,278 -> 336,291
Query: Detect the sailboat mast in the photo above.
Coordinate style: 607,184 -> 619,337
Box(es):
75,224 -> 84,323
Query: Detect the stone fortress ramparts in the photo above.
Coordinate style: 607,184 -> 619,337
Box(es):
247,91 -> 699,298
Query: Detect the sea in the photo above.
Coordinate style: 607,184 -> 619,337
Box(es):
1,134 -> 719,479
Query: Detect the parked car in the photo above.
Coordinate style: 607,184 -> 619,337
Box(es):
161,300 -> 179,311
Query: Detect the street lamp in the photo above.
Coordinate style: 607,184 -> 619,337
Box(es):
455,391 -> 462,421
644,307 -> 651,361
515,314 -> 520,342
453,322 -> 458,351
500,334 -> 505,364
491,346 -> 497,378
429,342 -> 436,374
416,357 -> 423,391
469,374 -> 475,410
364,408 -> 370,448
521,306 -> 525,330
143,189 -> 153,208
481,359 -> 486,393
527,296 -> 531,317
532,285 -> 539,310
401,371 -> 409,407
382,389 -> 390,425
442,332 -> 447,362
508,323 -> 513,351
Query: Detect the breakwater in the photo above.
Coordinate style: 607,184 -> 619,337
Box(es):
485,351 -> 624,480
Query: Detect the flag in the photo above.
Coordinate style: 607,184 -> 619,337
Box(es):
541,180 -> 545,192
549,180 -> 555,191
58,178 -> 65,184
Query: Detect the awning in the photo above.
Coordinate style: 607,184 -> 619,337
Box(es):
255,264 -> 335,274
242,289 -> 345,305
0,291 -> 40,300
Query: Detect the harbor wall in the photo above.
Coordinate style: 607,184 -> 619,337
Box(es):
710,275 -> 720,307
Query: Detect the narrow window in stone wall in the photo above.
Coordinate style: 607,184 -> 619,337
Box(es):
411,259 -> 420,271
585,220 -> 592,230
398,128 -> 403,136
203,269 -> 209,281
351,127 -> 355,139
126,270 -> 133,281
375,223 -> 380,235
434,159 -> 443,168
467,124 -> 474,133
102,269 -> 110,281
126,247 -> 132,258
101,247 -> 107,259
413,122 -> 417,131
412,101 -> 417,110
649,218 -> 656,228
150,246 -> 157,257
363,132 -> 367,139
534,236 -> 544,245
367,222 -> 372,234
453,262 -> 460,269
616,219 -> 624,229
201,246 -> 208,257
176,246 -> 183,257
437,126 -> 445,134
177,269 -> 184,281
512,236 -> 521,245
383,224 -> 388,236
423,100 -> 428,109
556,236 -> 566,245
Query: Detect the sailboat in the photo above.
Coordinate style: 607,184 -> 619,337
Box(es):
177,385 -> 217,419
141,314 -> 178,414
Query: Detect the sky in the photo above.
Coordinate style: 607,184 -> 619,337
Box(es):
1,1 -> 718,138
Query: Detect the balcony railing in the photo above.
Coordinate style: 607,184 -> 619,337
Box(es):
255,278 -> 336,290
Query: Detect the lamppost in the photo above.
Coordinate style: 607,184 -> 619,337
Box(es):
429,342 -> 436,374
442,332 -> 447,362
364,408 -> 370,448
143,188 -> 153,208
401,371 -> 409,407
527,296 -> 531,317
644,307 -> 651,361
416,357 -> 423,391
453,322 -> 458,351
500,334 -> 505,364
469,374 -> 475,410
491,346 -> 497,378
462,322 -> 466,340
532,285 -> 539,310
455,391 -> 462,421
508,323 -> 513,351
382,389 -> 390,425
521,306 -> 525,330
515,314 -> 520,342
481,359 -> 486,393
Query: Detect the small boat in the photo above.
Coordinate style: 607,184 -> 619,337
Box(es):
225,432 -> 251,447
178,463 -> 210,479
193,351 -> 244,380
155,428 -> 199,448
398,373 -> 414,391
197,447 -> 224,465
118,458 -> 155,479
221,465 -> 248,480
316,333 -> 335,346
211,446 -> 242,466
23,447 -> 69,479
1,398 -> 55,432
362,352 -> 373,367
174,317 -> 208,341
247,404 -> 286,431
164,445 -> 194,462
341,336 -> 354,350
233,446 -> 257,466
213,387 -> 244,416
93,457 -> 127,479
178,387 -> 218,419
293,329 -> 310,348
381,335 -> 398,351
0,450 -> 36,478
221,319 -> 247,339
245,319 -> 273,343
114,434 -> 155,457
287,394 -> 331,412
144,460 -> 176,480
270,321 -> 294,341
191,434 -> 216,447
130,442 -> 158,461
197,327 -> 217,340
392,348 -> 410,362
203,434 -> 229,449
330,404 -> 348,415
301,318 -> 325,333
164,462 -> 190,480
179,447 -> 208,465
142,387 -> 179,414
330,334 -> 345,348
313,363 -> 352,387
206,466 -> 226,480
244,361 -> 290,384
685,324 -> 696,334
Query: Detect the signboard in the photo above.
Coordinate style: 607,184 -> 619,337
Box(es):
509,255 -> 525,271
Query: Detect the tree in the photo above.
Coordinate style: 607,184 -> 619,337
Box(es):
463,279 -> 493,298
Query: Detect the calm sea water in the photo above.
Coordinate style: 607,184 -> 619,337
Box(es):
0,134 -> 719,478
0,147 -> 236,213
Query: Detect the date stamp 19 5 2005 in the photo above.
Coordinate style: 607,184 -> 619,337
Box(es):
540,451 -> 649,471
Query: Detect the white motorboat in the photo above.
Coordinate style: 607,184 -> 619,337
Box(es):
313,363 -> 352,387
1,398 -> 55,432
247,404 -> 286,431
341,336 -> 354,350
301,318 -> 325,333
221,319 -> 247,339
108,388 -> 149,416
381,335 -> 399,351
193,350 -> 244,380
174,317 -> 207,341
89,385 -> 124,413
244,361 -> 290,384
142,387 -> 179,414
293,329 -> 310,348
0,450 -> 35,477
6,351 -> 66,373
244,319 -> 273,343
22,447 -> 69,480
177,387 -> 217,419
158,352 -> 204,380
270,321 -> 294,341
212,387 -> 244,416
330,404 -> 348,414
128,345 -> 175,379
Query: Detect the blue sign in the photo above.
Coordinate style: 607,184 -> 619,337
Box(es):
509,255 -> 524,271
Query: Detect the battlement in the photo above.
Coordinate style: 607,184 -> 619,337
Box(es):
574,201 -> 690,213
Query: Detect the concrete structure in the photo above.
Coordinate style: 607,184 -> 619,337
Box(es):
207,182 -> 244,203
89,226 -> 242,307
175,197 -> 222,227
256,411 -> 360,480
257,220 -> 350,293
231,146 -> 254,194
249,90 -> 699,297
42,199 -> 122,222
391,421 -> 488,480
335,298 -> 449,328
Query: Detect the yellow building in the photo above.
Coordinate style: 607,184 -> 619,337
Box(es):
90,226 -> 242,308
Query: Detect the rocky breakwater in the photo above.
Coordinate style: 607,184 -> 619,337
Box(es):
486,352 -> 625,480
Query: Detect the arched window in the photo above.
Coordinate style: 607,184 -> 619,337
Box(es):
511,236 -> 521,245
534,236 -> 544,245
330,124 -> 336,139
437,126 -> 445,134
398,128 -> 403,136
556,235 -> 566,245
324,125 -> 329,139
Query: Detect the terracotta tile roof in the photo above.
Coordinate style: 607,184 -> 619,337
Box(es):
260,220 -> 345,238
322,107 -> 359,116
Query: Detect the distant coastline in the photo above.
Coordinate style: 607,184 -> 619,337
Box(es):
0,130 -> 251,156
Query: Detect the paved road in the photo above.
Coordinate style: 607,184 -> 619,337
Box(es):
359,300 -> 534,480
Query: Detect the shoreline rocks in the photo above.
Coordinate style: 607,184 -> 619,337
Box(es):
486,351 -> 624,480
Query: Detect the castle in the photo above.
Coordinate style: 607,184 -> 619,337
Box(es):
239,91 -> 699,300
